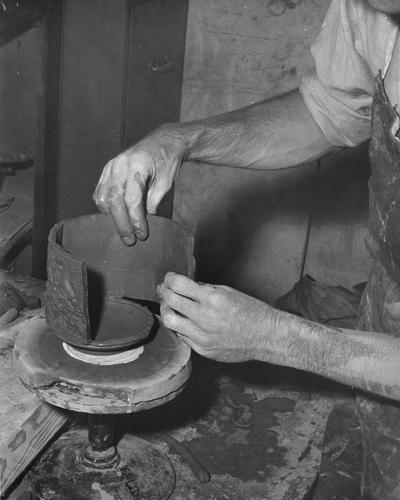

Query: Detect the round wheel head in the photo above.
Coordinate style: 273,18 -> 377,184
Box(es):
14,317 -> 191,414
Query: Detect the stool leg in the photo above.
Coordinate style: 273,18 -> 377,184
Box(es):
81,414 -> 120,468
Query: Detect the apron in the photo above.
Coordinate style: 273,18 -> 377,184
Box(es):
311,72 -> 400,500
354,73 -> 400,500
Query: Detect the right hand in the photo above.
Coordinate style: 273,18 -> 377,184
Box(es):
93,124 -> 187,245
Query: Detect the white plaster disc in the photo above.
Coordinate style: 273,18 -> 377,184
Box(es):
63,342 -> 144,365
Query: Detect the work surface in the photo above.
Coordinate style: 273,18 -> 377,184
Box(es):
138,358 -> 339,500
0,271 -> 67,498
0,270 -> 349,500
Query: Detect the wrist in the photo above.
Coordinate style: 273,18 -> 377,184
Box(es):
252,307 -> 305,368
153,122 -> 202,161
249,303 -> 282,363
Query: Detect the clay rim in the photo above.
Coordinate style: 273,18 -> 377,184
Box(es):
54,297 -> 155,352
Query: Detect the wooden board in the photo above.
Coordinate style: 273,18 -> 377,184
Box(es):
0,275 -> 67,498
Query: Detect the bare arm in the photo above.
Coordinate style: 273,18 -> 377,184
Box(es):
260,308 -> 400,401
158,274 -> 400,403
185,90 -> 336,169
94,90 -> 336,243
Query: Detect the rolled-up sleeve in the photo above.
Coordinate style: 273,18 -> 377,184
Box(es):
300,0 -> 374,147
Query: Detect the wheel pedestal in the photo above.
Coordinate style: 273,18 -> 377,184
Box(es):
28,417 -> 175,500
14,319 -> 191,500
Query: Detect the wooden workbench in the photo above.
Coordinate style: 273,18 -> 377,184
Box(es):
0,271 -> 67,499
0,270 -> 342,500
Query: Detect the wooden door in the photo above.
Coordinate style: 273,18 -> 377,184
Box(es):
33,0 -> 188,278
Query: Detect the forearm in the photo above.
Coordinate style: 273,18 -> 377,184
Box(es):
177,89 -> 337,170
258,308 -> 400,401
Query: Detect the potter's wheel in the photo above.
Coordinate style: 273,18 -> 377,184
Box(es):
14,315 -> 191,500
13,214 -> 195,499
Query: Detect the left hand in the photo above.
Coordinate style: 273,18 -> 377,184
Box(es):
157,272 -> 271,362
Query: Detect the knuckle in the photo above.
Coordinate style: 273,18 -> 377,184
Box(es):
198,337 -> 212,352
124,193 -> 141,207
165,272 -> 178,287
107,188 -> 124,205
111,153 -> 127,166
93,192 -> 101,205
109,157 -> 129,176
93,196 -> 109,212
128,150 -> 153,170
162,288 -> 173,303
207,290 -> 222,308
163,311 -> 176,330
93,191 -> 105,205
165,290 -> 180,309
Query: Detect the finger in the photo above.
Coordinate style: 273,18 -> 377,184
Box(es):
108,185 -> 136,246
125,170 -> 148,240
160,302 -> 205,343
174,333 -> 205,356
146,178 -> 172,215
157,284 -> 198,318
93,162 -> 112,212
164,273 -> 211,302
94,161 -> 136,245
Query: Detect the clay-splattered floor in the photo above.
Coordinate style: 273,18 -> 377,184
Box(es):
119,355 -> 349,500
2,272 -> 351,500
19,355 -> 350,500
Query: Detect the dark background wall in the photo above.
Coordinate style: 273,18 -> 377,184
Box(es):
0,0 -> 372,297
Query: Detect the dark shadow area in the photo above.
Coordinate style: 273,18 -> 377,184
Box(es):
0,0 -> 49,46
86,269 -> 106,335
193,143 -> 371,301
124,297 -> 161,316
115,352 -> 352,441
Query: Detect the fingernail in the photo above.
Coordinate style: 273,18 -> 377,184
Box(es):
122,236 -> 136,246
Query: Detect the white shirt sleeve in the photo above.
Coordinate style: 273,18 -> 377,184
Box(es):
300,0 -> 376,147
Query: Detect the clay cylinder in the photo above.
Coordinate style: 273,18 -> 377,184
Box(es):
45,214 -> 194,348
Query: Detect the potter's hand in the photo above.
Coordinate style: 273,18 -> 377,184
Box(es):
157,273 -> 271,362
93,125 -> 187,245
